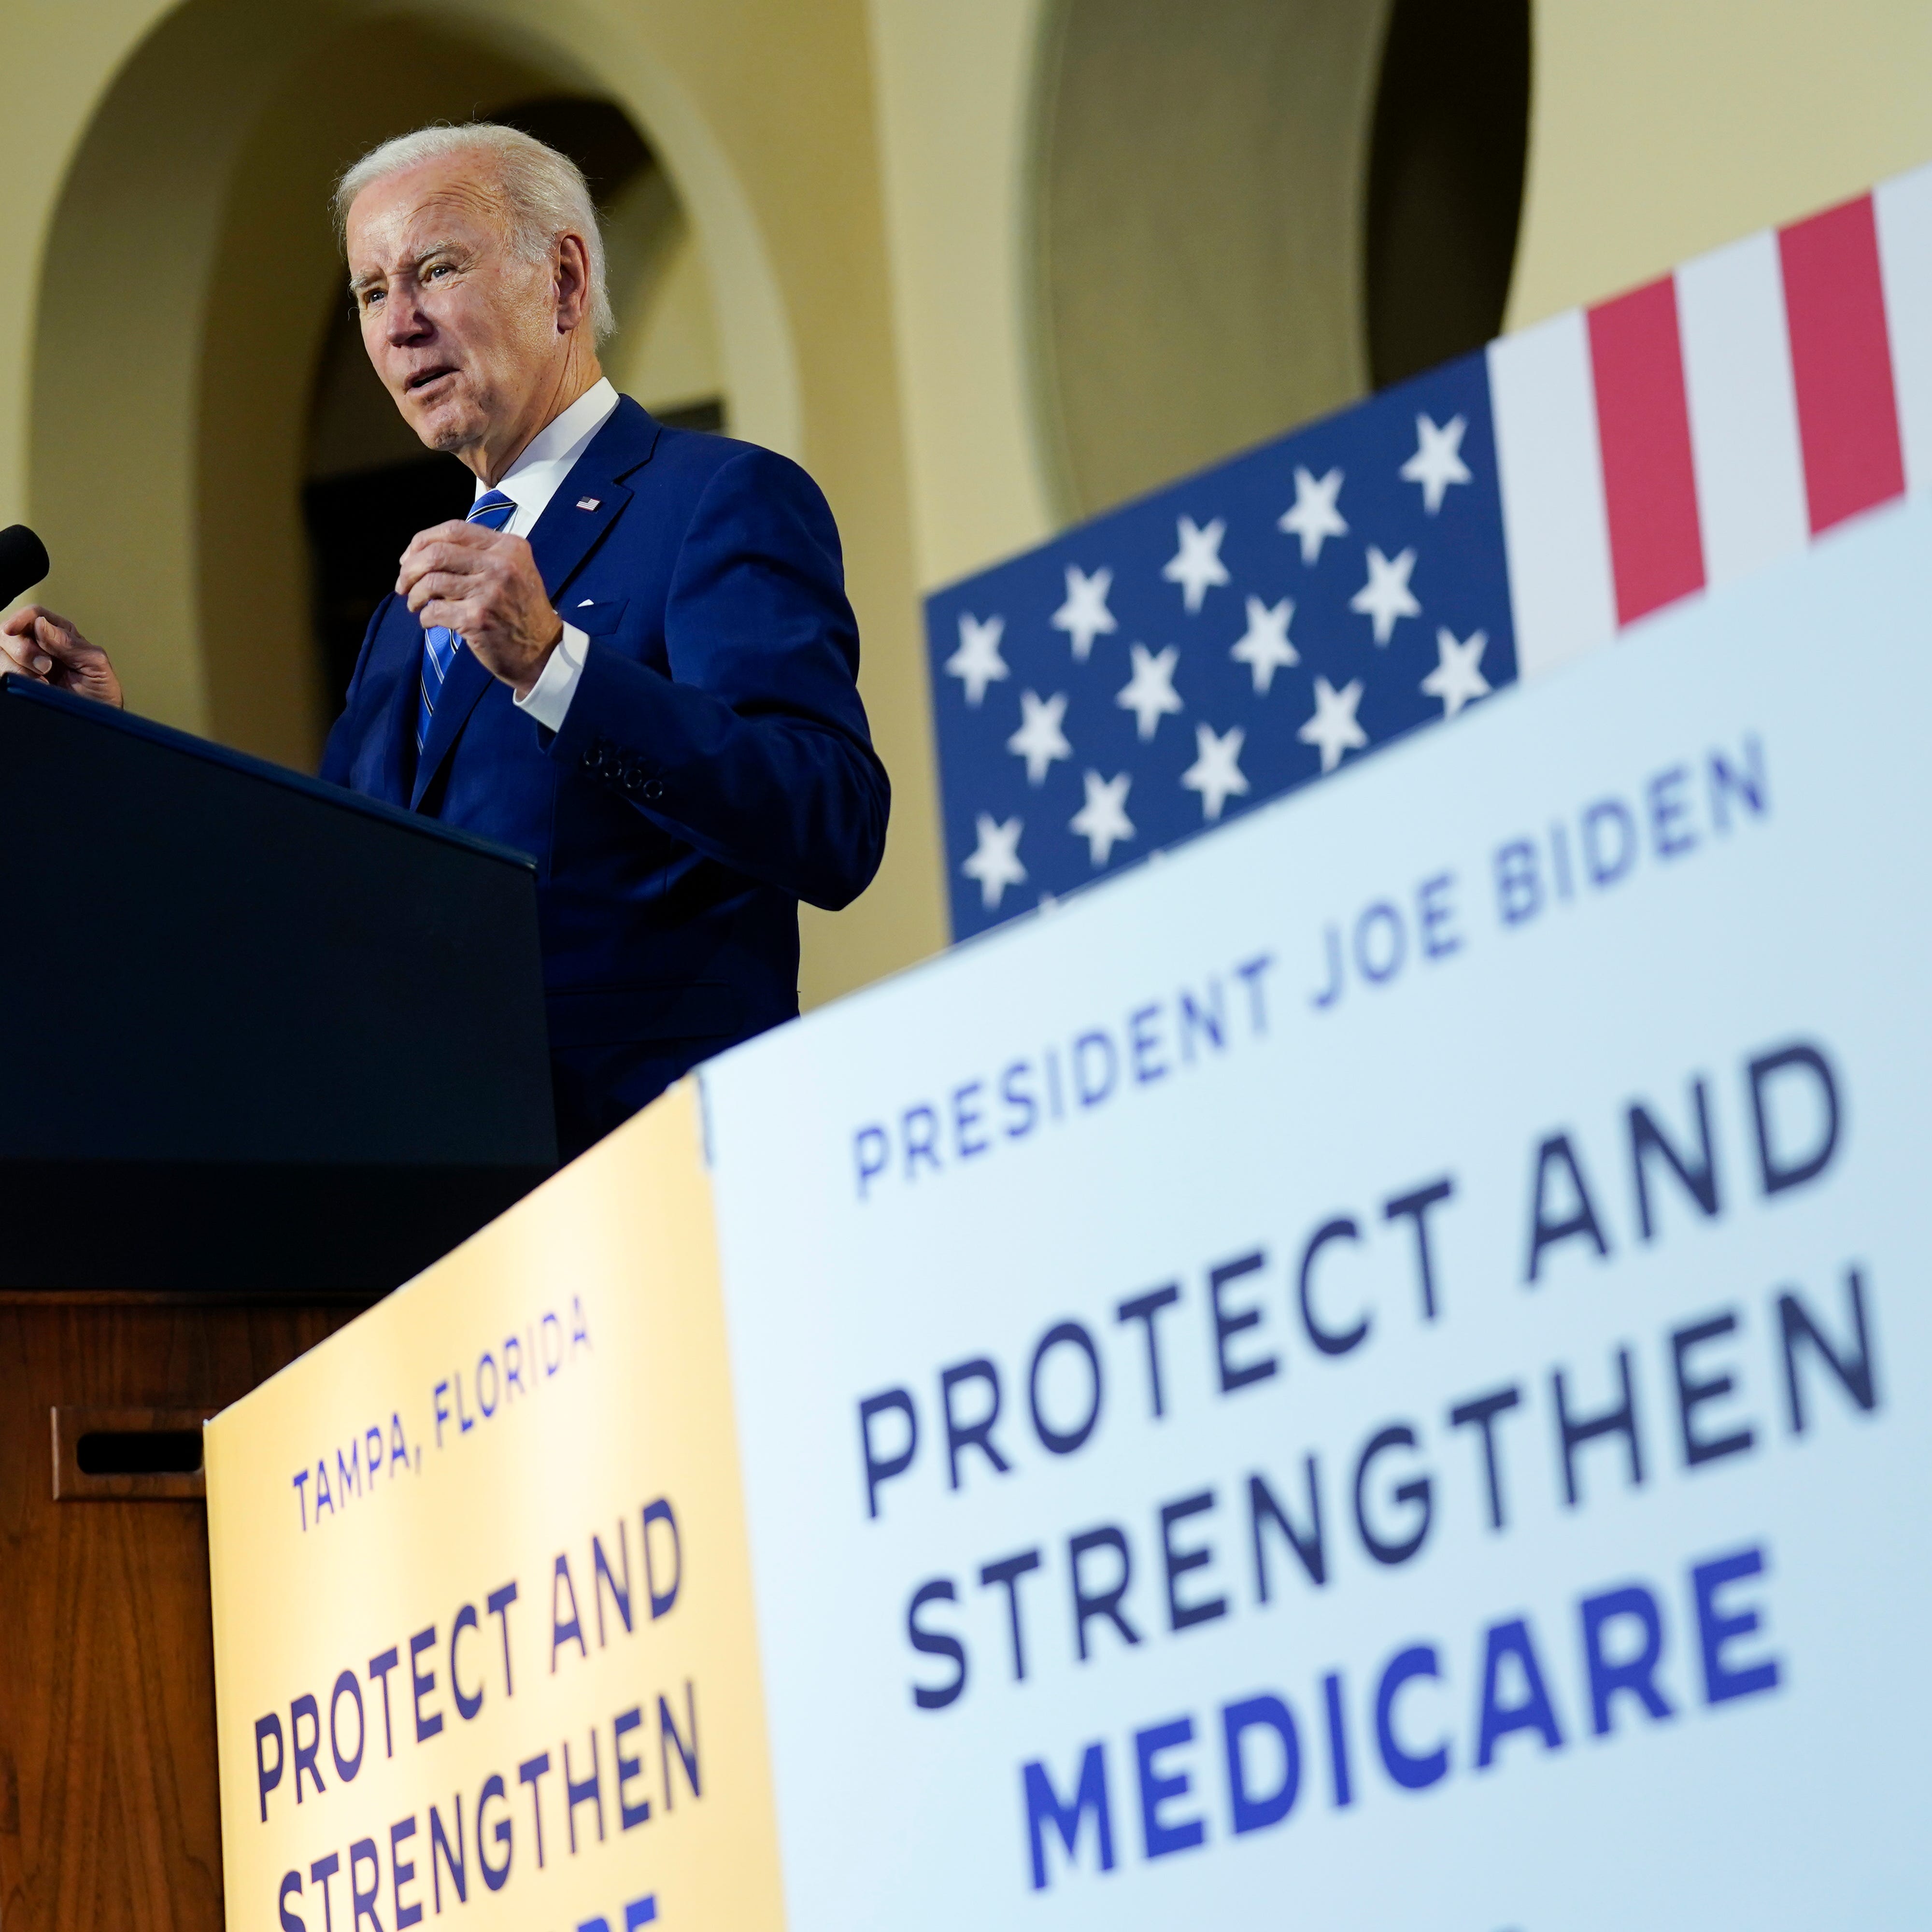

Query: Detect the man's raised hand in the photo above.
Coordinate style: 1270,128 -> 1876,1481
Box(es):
0,607 -> 124,708
397,521 -> 563,698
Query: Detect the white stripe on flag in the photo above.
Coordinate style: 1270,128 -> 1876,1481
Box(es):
1875,160 -> 1932,498
1676,233 -> 1809,593
1489,311 -> 1616,681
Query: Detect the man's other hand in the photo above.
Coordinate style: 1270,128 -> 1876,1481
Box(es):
398,521 -> 563,698
0,607 -> 124,708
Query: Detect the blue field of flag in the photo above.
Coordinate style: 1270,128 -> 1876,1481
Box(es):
924,352 -> 1520,940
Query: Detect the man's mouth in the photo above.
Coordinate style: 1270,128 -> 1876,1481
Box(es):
406,366 -> 458,396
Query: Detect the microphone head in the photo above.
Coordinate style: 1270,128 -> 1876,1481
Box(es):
0,526 -> 49,609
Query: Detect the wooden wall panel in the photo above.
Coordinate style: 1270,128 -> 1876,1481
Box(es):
0,1296 -> 368,1931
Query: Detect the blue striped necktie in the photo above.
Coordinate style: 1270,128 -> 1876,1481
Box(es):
417,489 -> 517,753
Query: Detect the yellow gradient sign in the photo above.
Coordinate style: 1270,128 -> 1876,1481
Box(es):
206,1083 -> 783,1930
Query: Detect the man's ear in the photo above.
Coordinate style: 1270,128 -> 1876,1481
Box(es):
554,232 -> 592,335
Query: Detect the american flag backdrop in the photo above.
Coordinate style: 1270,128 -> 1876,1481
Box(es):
925,164 -> 1932,942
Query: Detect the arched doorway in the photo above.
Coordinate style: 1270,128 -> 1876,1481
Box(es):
29,0 -> 796,769
1364,0 -> 1532,390
1030,0 -> 1531,519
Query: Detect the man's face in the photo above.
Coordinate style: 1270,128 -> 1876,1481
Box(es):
345,158 -> 560,457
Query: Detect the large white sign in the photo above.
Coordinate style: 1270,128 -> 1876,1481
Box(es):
703,499 -> 1932,1929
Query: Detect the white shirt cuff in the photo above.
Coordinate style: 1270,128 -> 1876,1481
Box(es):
514,623 -> 590,731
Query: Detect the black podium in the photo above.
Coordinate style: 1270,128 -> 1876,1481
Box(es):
0,672 -> 557,1292
0,676 -> 561,1928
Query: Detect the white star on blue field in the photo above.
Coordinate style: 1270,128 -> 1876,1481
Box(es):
926,353 -> 1519,938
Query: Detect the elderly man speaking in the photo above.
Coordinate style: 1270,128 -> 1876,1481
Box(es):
1,124 -> 890,1157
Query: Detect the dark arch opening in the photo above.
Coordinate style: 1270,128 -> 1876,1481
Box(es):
1364,0 -> 1532,390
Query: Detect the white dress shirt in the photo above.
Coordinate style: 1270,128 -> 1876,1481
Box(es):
483,376 -> 622,731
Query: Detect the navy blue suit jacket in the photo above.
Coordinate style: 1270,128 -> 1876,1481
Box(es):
321,398 -> 889,1154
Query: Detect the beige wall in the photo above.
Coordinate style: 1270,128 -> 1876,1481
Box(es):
1509,0 -> 1932,327
1,0 -> 1928,1010
865,0 -> 1058,593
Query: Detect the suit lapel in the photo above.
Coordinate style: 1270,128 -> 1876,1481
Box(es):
409,639 -> 492,810
526,488 -> 627,611
524,399 -> 658,600
408,398 -> 660,812
342,603 -> 426,808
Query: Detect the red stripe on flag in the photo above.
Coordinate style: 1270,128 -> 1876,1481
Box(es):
1587,276 -> 1705,625
1778,194 -> 1904,534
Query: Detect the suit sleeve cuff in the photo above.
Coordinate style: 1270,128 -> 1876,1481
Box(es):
515,623 -> 590,731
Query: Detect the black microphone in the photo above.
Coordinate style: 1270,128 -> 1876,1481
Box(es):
0,525 -> 49,608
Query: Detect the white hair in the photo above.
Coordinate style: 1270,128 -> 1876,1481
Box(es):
333,123 -> 614,340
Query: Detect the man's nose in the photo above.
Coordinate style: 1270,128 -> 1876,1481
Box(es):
384,287 -> 432,344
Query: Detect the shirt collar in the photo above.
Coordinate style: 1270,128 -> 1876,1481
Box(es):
482,377 -> 621,519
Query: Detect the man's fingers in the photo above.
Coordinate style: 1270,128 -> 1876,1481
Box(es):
404,562 -> 514,612
417,596 -> 492,637
3,604 -> 74,642
404,570 -> 486,614
397,540 -> 494,597
0,612 -> 83,674
31,616 -> 94,663
0,630 -> 50,678
398,522 -> 517,568
412,582 -> 480,622
398,521 -> 495,568
0,607 -> 121,706
399,529 -> 480,565
408,519 -> 481,548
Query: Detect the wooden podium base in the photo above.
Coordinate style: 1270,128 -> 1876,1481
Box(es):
0,1293 -> 369,1930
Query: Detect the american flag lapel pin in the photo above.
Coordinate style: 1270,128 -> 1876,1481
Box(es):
577,497 -> 601,511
